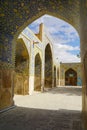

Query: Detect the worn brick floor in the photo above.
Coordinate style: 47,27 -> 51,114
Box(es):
0,86 -> 83,130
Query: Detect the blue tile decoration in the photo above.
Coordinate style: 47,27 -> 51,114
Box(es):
77,77 -> 82,86
0,0 -> 80,68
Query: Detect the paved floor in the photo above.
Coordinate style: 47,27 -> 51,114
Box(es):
0,86 -> 83,130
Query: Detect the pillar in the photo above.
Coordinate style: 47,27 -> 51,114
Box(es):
80,1 -> 87,129
0,36 -> 15,111
41,50 -> 45,92
56,66 -> 57,87
29,42 -> 34,95
52,63 -> 54,88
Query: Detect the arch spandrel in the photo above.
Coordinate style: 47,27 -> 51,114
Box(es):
0,0 -> 80,67
34,46 -> 42,61
0,0 -> 80,39
16,38 -> 29,56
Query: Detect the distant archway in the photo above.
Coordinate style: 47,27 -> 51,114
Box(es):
45,44 -> 53,88
65,68 -> 77,86
54,66 -> 56,87
15,38 -> 29,95
34,53 -> 42,91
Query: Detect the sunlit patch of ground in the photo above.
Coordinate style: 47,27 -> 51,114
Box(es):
0,86 -> 83,130
14,86 -> 82,111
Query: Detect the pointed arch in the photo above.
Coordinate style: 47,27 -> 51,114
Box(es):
14,38 -> 29,95
45,44 -> 53,88
65,68 -> 77,86
34,53 -> 42,91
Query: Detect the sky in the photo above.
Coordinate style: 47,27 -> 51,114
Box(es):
28,14 -> 80,63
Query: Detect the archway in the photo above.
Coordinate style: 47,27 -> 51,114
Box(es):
34,53 -> 42,91
1,1 -> 87,129
45,44 -> 53,88
65,68 -> 77,86
15,38 -> 29,95
0,0 -> 81,109
54,66 -> 56,87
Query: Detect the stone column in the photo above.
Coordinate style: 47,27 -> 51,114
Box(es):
57,68 -> 59,86
56,66 -> 57,87
0,36 -> 15,110
52,63 -> 54,88
29,42 -> 35,95
59,65 -> 61,86
80,1 -> 87,129
41,50 -> 45,92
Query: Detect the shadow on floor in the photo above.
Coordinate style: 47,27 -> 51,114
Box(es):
44,86 -> 82,96
0,106 -> 83,130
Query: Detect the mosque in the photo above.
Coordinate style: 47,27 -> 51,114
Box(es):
0,1 -> 87,129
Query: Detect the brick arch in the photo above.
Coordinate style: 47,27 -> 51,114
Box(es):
34,53 -> 42,91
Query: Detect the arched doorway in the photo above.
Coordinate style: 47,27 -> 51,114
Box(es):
34,53 -> 42,91
45,44 -> 53,88
54,66 -> 56,87
65,68 -> 77,86
15,38 -> 29,95
0,0 -> 81,109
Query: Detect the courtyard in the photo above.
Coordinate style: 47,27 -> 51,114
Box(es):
0,86 -> 83,130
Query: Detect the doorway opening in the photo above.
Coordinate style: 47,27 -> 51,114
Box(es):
34,53 -> 42,91
65,68 -> 77,86
13,14 -> 82,130
45,44 -> 53,88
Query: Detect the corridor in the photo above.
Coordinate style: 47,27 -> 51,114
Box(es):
0,86 -> 83,130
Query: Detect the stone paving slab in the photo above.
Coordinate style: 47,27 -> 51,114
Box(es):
0,107 -> 83,130
0,86 -> 83,130
14,86 -> 82,111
